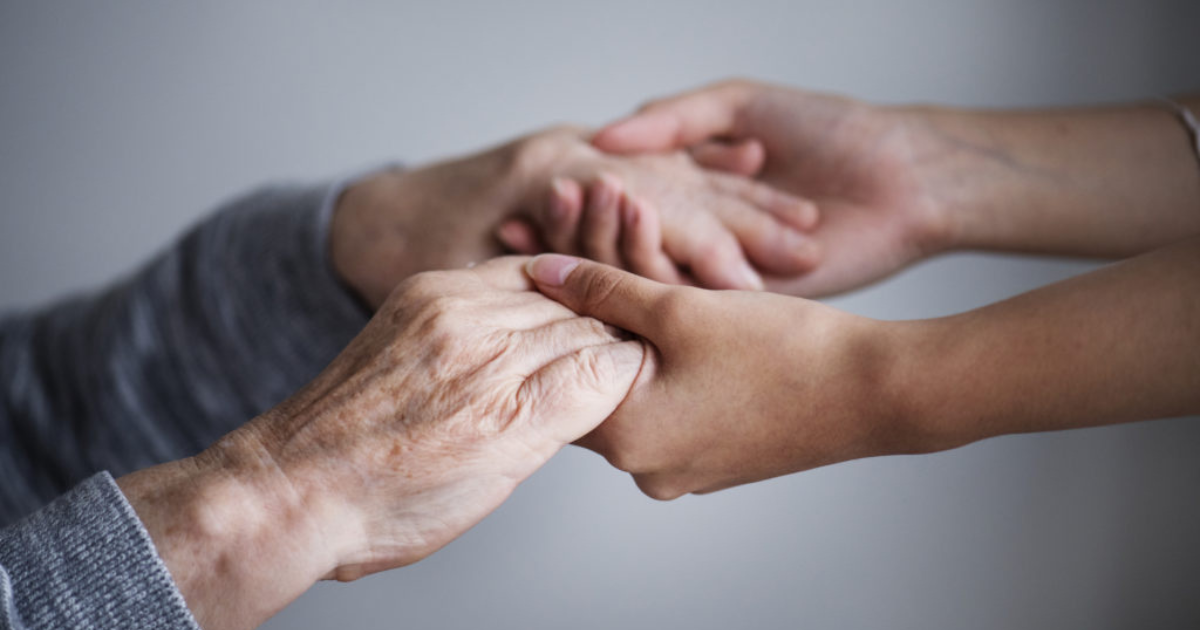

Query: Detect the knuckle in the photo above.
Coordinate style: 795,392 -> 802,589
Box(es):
635,475 -> 687,501
652,289 -> 693,330
602,437 -> 644,473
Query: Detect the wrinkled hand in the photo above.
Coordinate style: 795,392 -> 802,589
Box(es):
496,128 -> 820,289
331,126 -> 821,310
250,256 -> 647,576
524,254 -> 915,500
593,79 -> 953,297
120,257 -> 646,629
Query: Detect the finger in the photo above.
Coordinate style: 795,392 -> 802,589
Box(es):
495,219 -> 545,255
519,339 -> 647,445
619,193 -> 685,285
464,256 -> 539,292
592,80 -> 754,154
662,219 -> 764,291
513,315 -> 629,374
579,174 -> 624,267
704,198 -> 822,275
540,177 -> 584,254
707,171 -> 819,232
524,254 -> 669,335
689,138 -> 766,176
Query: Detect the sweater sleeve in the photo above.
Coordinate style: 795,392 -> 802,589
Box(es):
0,181 -> 371,525
0,472 -> 199,630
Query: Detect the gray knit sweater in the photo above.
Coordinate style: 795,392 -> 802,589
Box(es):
0,181 -> 370,628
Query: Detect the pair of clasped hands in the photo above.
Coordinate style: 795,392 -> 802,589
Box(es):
119,79 -> 1200,629
123,79 -> 909,628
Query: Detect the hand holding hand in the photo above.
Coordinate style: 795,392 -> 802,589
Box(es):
593,79 -> 954,297
119,257 -> 646,629
496,128 -> 820,290
331,126 -> 820,310
524,254 -> 922,500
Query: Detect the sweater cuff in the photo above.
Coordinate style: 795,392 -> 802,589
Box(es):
0,472 -> 199,629
311,165 -> 398,317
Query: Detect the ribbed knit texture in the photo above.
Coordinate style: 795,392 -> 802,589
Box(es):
0,473 -> 198,629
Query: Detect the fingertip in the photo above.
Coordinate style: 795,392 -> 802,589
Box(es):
592,112 -> 678,154
496,219 -> 541,254
691,244 -> 763,291
619,191 -> 639,229
740,138 -> 767,174
691,139 -> 766,176
526,254 -> 581,288
736,259 -> 766,291
549,177 -> 584,223
793,198 -> 820,231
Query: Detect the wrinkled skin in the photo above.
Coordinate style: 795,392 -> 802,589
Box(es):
249,256 -> 648,578
120,257 -> 647,629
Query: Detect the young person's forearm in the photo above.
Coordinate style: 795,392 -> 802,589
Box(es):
907,97 -> 1200,258
889,236 -> 1200,451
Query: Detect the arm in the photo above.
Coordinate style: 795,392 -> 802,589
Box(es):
910,97 -> 1200,257
523,240 -> 1199,498
115,258 -> 644,630
0,184 -> 368,525
2,258 -> 643,630
894,234 -> 1200,449
591,80 -> 1200,296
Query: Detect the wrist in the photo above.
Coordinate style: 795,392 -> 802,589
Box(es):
863,316 -> 972,458
889,104 -> 995,255
329,167 -> 408,309
118,430 -> 336,630
874,314 -> 997,457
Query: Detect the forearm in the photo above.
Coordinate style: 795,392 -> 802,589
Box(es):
0,183 -> 367,523
890,236 -> 1200,451
906,97 -> 1200,257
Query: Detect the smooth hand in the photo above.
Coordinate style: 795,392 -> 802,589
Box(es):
592,79 -> 954,297
119,257 -> 646,630
524,254 -> 920,500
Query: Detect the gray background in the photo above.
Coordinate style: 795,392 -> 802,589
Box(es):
2,1 -> 1198,628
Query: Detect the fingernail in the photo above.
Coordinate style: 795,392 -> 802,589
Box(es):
798,201 -> 820,230
592,174 -> 621,209
737,261 -> 765,290
496,221 -> 522,244
620,195 -> 639,227
526,254 -> 580,287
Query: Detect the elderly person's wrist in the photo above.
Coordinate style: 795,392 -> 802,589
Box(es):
117,431 -> 337,630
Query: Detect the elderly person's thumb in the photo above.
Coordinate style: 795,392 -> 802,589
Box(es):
525,255 -> 664,335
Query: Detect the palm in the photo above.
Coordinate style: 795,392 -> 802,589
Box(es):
739,92 -> 939,297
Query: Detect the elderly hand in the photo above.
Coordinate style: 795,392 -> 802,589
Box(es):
118,257 -> 646,630
524,254 -> 919,500
591,79 -> 954,297
331,126 -> 819,309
